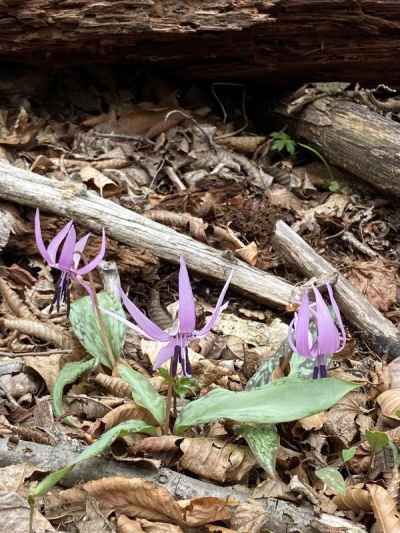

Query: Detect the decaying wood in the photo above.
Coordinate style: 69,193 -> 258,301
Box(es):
0,437 -> 366,532
277,96 -> 400,196
273,220 -> 400,359
2,2 -> 400,87
0,161 -> 294,309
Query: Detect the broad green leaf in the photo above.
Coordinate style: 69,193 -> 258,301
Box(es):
342,446 -> 357,463
175,377 -> 358,434
30,420 -> 156,499
289,351 -> 315,379
118,363 -> 166,425
315,467 -> 346,495
53,358 -> 96,425
366,431 -> 390,453
246,339 -> 291,390
240,424 -> 279,478
70,291 -> 126,368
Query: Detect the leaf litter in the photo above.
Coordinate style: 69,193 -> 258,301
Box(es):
0,68 -> 399,532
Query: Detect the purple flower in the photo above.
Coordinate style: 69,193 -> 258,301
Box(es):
35,209 -> 106,311
288,284 -> 346,379
110,257 -> 232,377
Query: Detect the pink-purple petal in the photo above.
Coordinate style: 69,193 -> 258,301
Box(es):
178,256 -> 196,333
73,233 -> 91,269
293,290 -> 313,357
76,229 -> 106,275
57,224 -> 77,269
154,339 -> 176,369
100,306 -> 154,339
313,286 -> 341,354
47,219 -> 74,264
121,289 -> 170,342
326,283 -> 346,351
194,270 -> 232,337
34,209 -> 52,265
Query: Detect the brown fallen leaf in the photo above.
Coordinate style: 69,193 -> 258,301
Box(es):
94,373 -> 132,398
0,277 -> 34,319
100,401 -> 157,430
235,242 -> 258,266
117,515 -> 184,533
368,484 -> 400,532
1,317 -> 71,348
80,165 -> 120,197
217,135 -> 267,155
377,390 -> 400,420
347,258 -> 397,312
230,500 -> 269,533
57,477 -> 235,527
333,484 -> 371,511
0,463 -> 38,492
297,411 -> 327,432
179,437 -> 256,482
323,391 -> 369,446
0,491 -> 54,533
24,353 -> 61,393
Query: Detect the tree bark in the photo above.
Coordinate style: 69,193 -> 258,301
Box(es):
273,220 -> 400,360
277,96 -> 400,196
3,1 -> 400,84
0,161 -> 294,309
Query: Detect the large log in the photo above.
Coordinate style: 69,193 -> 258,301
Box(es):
3,1 -> 400,84
0,161 -> 294,308
277,96 -> 400,196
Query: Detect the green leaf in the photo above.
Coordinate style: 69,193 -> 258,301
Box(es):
286,141 -> 296,155
175,377 -> 198,399
315,467 -> 346,495
328,180 -> 340,192
70,291 -> 126,368
52,358 -> 97,425
30,420 -> 156,499
240,424 -> 279,478
341,446 -> 357,463
118,363 -> 166,425
158,368 -> 173,384
366,431 -> 390,453
174,377 -> 359,434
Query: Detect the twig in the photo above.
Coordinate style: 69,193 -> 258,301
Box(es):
0,349 -> 71,358
341,231 -> 378,258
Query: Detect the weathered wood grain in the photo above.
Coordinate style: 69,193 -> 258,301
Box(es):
277,96 -> 400,196
0,161 -> 293,308
2,1 -> 400,84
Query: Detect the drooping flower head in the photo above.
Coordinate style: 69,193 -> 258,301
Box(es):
109,257 -> 232,377
34,209 -> 106,312
288,284 -> 345,379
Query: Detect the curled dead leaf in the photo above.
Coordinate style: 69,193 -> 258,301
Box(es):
368,484 -> 400,532
377,390 -> 400,420
24,353 -> 61,393
235,242 -> 258,266
333,484 -> 371,511
94,373 -> 132,398
297,412 -> 327,432
117,515 -> 184,533
388,358 -> 400,389
0,278 -> 34,319
2,317 -> 71,348
179,437 -> 256,483
58,477 -> 234,527
101,401 -> 157,430
217,135 -> 267,155
147,210 -> 207,242
80,165 -> 119,197
148,289 -> 173,330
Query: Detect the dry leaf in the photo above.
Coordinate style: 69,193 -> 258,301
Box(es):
235,242 -> 258,266
2,317 -> 71,348
377,390 -> 400,420
58,477 -> 234,527
347,259 -> 397,312
0,463 -> 37,492
298,411 -> 327,431
100,401 -> 156,430
218,135 -> 267,154
94,373 -> 132,398
117,516 -> 184,533
80,165 -> 119,196
0,491 -> 54,533
0,278 -> 34,319
333,484 -> 371,511
368,484 -> 400,532
24,353 -> 61,393
147,210 -> 207,242
388,358 -> 400,389
179,437 -> 256,482
324,391 -> 368,446
231,500 -> 268,533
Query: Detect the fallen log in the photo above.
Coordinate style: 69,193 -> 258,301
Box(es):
2,1 -> 400,86
273,220 -> 400,360
277,96 -> 400,197
0,437 -> 366,532
0,161 -> 293,308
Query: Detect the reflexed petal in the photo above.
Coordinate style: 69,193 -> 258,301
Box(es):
73,233 -> 91,269
34,209 -> 52,265
178,256 -> 196,333
313,286 -> 341,354
100,306 -> 153,339
77,229 -> 106,275
57,224 -> 77,269
292,290 -> 313,357
326,283 -> 346,351
194,270 -> 233,337
154,339 -> 176,369
47,219 -> 74,264
121,289 -> 170,342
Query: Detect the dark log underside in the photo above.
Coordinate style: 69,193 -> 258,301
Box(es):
2,1 -> 400,84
